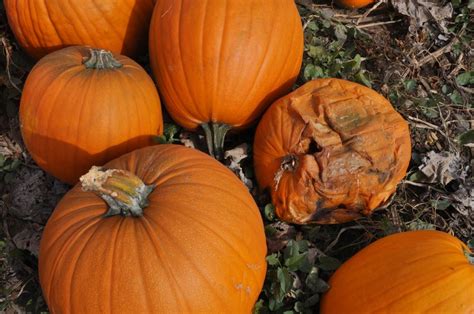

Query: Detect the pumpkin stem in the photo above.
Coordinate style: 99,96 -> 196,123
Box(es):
83,49 -> 123,70
274,154 -> 299,190
80,166 -> 154,217
201,122 -> 232,160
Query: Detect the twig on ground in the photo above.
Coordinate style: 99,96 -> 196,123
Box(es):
1,37 -> 21,93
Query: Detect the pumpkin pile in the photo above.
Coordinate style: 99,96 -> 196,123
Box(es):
6,0 -> 472,313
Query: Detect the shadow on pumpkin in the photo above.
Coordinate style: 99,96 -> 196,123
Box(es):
26,133 -> 156,186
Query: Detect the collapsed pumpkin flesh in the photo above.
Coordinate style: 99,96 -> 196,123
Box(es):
254,78 -> 411,224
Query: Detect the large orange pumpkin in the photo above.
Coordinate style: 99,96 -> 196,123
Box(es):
39,144 -> 267,313
20,46 -> 163,185
4,0 -> 155,59
254,79 -> 411,224
149,0 -> 304,159
321,230 -> 474,313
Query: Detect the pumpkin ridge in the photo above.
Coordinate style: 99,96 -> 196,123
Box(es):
42,0 -> 64,45
234,4 -> 277,119
106,217 -> 125,313
67,220 -> 105,312
211,0 -> 226,120
176,0 -> 201,122
43,218 -> 101,309
138,217 -> 205,312
144,213 -> 255,310
370,267 -> 471,312
423,272 -> 474,312
154,202 -> 263,285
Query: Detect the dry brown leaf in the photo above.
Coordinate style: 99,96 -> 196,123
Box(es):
224,143 -> 253,190
390,0 -> 453,32
418,151 -> 463,185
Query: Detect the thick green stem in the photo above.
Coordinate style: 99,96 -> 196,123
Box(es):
83,49 -> 123,69
201,122 -> 231,160
80,166 -> 154,217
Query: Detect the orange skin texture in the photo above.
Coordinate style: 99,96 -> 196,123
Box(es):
39,144 -> 267,313
336,0 -> 375,9
149,0 -> 304,130
4,0 -> 155,59
320,230 -> 474,313
254,79 -> 411,224
20,46 -> 163,185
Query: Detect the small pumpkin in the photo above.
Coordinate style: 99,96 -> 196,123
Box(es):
20,46 -> 163,184
39,144 -> 267,313
335,0 -> 375,9
4,0 -> 155,59
254,78 -> 411,224
320,230 -> 474,313
149,0 -> 304,159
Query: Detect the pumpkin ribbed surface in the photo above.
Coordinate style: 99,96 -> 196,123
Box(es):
39,145 -> 267,313
149,0 -> 304,130
4,0 -> 155,59
254,78 -> 411,224
20,46 -> 163,184
321,230 -> 474,313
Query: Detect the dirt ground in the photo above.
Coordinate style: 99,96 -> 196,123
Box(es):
1,0 -> 473,313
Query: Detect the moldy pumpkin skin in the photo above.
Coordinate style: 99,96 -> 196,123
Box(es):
320,230 -> 474,313
149,0 -> 304,130
39,145 -> 267,313
4,0 -> 155,59
254,78 -> 411,224
20,46 -> 163,185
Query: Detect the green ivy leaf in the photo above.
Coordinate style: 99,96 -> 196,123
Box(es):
317,256 -> 341,271
404,79 -> 417,92
455,71 -> 474,86
305,267 -> 321,293
430,199 -> 451,210
307,21 -> 318,31
304,294 -> 320,307
450,90 -> 463,104
334,24 -> 347,42
264,203 -> 276,221
313,278 -> 330,293
267,254 -> 280,266
355,70 -> 372,88
457,130 -> 474,146
285,253 -> 307,271
277,267 -> 293,295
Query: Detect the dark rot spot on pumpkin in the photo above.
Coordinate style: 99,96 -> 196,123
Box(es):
307,140 -> 322,154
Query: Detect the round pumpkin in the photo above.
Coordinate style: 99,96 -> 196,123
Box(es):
4,0 -> 155,59
320,230 -> 474,313
39,144 -> 267,313
335,0 -> 375,9
254,78 -> 411,224
20,46 -> 163,185
149,0 -> 304,159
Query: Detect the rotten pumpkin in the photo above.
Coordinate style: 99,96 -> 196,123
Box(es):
254,78 -> 411,224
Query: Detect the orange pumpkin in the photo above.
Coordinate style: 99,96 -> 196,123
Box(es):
20,46 -> 163,185
321,230 -> 474,313
149,0 -> 304,159
335,0 -> 375,9
39,144 -> 267,313
254,79 -> 411,224
4,0 -> 155,59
